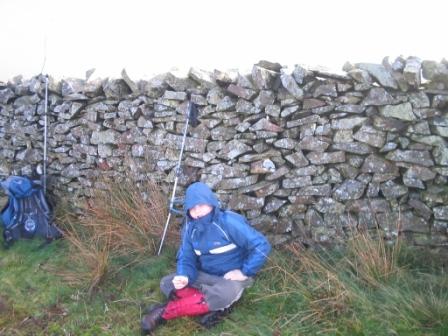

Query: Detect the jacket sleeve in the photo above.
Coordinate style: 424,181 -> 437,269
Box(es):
223,213 -> 271,277
176,222 -> 199,283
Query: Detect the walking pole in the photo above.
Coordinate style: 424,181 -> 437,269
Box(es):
157,100 -> 199,256
43,74 -> 49,194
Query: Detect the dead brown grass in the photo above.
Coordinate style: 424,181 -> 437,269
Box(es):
52,217 -> 111,293
280,227 -> 401,326
345,229 -> 401,287
55,177 -> 177,293
82,178 -> 171,256
286,243 -> 351,323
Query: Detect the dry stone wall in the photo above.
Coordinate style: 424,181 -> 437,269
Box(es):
1,57 -> 448,247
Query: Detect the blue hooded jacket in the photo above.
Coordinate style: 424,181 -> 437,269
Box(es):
176,182 -> 271,283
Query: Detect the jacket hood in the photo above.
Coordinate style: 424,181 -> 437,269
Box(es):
184,182 -> 220,213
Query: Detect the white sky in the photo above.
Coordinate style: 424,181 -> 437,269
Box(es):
0,0 -> 446,81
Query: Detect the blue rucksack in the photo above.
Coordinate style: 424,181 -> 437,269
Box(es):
0,176 -> 62,248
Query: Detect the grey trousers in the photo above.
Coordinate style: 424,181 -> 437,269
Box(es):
160,271 -> 253,311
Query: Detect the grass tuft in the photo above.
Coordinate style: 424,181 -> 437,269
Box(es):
344,228 -> 401,287
287,243 -> 351,325
55,177 -> 176,293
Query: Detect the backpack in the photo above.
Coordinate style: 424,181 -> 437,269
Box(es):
0,176 -> 62,248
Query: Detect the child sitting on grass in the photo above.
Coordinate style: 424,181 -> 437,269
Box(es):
142,182 -> 271,333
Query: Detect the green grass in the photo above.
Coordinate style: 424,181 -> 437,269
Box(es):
1,238 -> 447,336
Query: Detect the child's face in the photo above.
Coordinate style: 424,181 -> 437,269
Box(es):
189,204 -> 213,219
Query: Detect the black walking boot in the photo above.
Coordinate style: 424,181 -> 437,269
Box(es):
141,303 -> 166,335
198,306 -> 232,329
